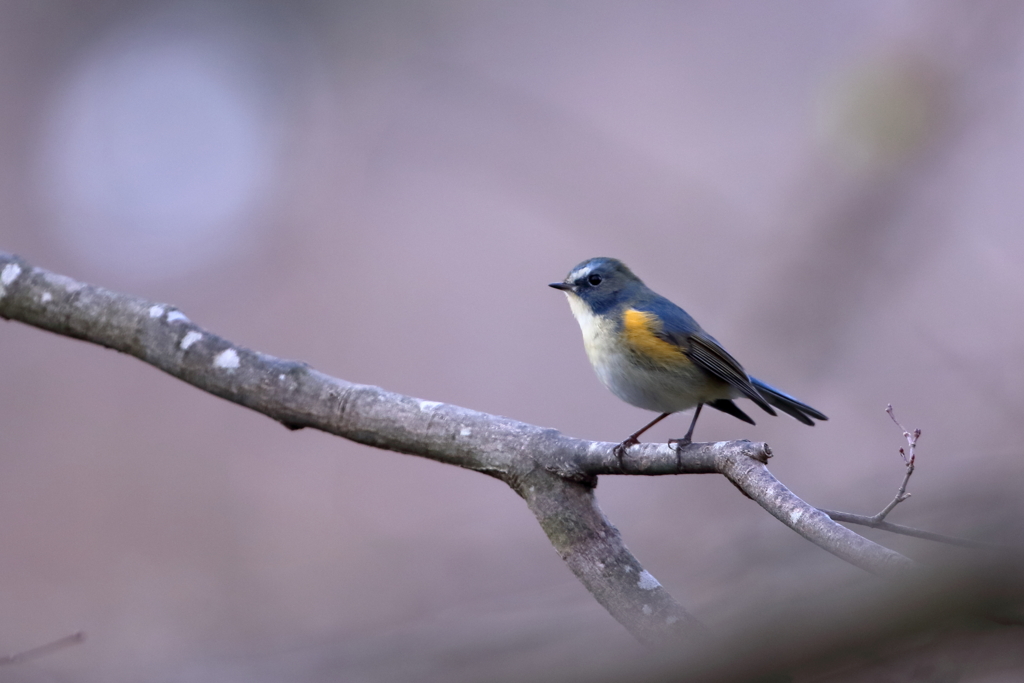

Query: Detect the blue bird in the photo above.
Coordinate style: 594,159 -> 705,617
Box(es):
550,258 -> 827,455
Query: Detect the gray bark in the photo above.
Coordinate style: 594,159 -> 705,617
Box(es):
0,251 -> 915,644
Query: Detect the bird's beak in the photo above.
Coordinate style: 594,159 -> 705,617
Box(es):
548,282 -> 573,291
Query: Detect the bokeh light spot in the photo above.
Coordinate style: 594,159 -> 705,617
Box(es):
36,6 -> 286,281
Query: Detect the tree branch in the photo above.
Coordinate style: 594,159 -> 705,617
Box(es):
815,509 -> 996,549
814,406 -> 995,549
0,632 -> 84,665
0,251 -> 916,644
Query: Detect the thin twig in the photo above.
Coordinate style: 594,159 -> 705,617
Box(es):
870,404 -> 920,523
816,509 -> 999,549
818,405 -> 993,549
0,632 -> 85,665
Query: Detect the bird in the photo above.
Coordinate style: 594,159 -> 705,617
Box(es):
550,257 -> 827,456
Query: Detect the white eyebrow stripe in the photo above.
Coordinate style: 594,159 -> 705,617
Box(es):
569,265 -> 592,282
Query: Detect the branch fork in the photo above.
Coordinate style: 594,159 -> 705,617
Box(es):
0,251 -> 926,645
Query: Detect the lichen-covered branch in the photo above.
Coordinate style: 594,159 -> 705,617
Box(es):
0,251 -> 916,644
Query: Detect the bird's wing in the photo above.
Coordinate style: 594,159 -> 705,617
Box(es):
643,299 -> 774,414
684,332 -> 774,413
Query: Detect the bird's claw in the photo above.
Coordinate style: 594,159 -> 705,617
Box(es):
667,437 -> 692,452
613,436 -> 639,463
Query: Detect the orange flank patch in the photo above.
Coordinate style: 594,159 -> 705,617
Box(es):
621,309 -> 688,365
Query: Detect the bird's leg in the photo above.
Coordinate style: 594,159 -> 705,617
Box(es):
669,404 -> 703,451
614,412 -> 671,462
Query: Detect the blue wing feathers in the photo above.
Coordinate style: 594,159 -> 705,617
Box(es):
633,292 -> 827,425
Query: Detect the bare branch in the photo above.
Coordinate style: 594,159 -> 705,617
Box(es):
580,441 -> 917,578
0,251 -> 918,643
519,468 -> 707,645
0,632 -> 85,665
816,407 -> 1001,549
815,509 -> 999,549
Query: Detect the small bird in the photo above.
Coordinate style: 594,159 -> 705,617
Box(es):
550,257 -> 827,455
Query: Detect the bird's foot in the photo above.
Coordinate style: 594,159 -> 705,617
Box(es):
667,436 -> 692,452
613,436 -> 640,464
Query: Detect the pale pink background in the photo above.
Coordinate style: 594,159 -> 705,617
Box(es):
2,2 -> 1023,681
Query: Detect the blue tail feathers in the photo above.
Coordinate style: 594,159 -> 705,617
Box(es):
749,377 -> 828,426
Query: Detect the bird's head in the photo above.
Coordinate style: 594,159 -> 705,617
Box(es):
549,257 -> 645,316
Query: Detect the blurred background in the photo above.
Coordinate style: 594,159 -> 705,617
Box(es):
2,1 -> 1024,680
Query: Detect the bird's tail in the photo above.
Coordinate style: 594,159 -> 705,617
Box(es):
750,377 -> 828,426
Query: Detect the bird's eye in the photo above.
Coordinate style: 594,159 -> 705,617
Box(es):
588,273 -> 603,286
